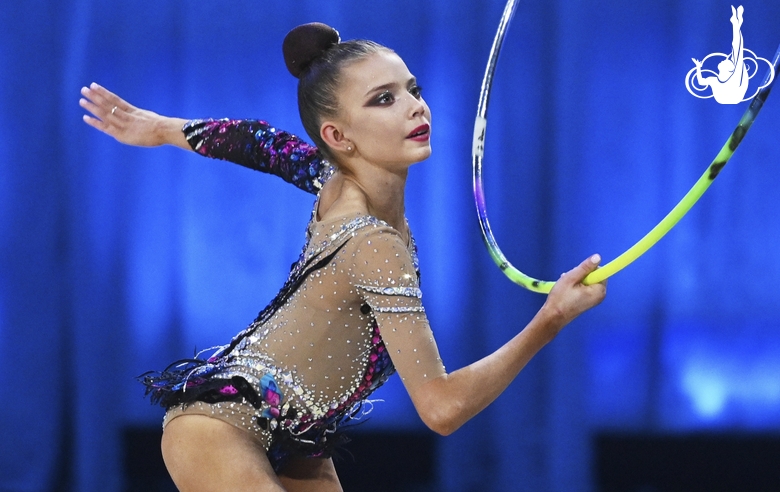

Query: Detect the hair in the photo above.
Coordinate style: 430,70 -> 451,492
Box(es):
282,23 -> 391,160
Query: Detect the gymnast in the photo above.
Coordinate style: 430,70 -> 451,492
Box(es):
80,22 -> 606,492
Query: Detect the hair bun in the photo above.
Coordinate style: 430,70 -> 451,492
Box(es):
283,23 -> 341,78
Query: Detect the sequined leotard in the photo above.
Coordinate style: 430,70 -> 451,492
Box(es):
142,119 -> 446,471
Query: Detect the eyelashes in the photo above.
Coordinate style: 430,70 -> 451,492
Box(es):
372,85 -> 424,106
376,91 -> 394,104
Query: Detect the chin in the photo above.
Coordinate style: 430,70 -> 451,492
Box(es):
387,146 -> 432,168
412,146 -> 432,164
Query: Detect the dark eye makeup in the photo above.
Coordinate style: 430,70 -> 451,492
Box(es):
369,84 -> 424,106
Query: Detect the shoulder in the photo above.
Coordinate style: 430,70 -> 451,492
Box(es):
347,218 -> 409,258
304,212 -> 403,257
345,220 -> 418,286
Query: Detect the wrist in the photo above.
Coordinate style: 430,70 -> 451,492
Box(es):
154,116 -> 189,149
533,303 -> 567,343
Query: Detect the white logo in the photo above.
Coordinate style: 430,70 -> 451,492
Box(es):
685,5 -> 774,104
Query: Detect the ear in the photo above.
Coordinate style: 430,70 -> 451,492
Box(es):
320,121 -> 352,154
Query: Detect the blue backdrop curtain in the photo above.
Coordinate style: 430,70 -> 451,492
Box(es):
2,0 -> 779,490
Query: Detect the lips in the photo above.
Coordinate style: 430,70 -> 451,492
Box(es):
407,124 -> 430,140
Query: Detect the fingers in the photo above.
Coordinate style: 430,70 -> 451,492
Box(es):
545,254 -> 607,325
562,254 -> 601,285
79,94 -> 102,118
82,113 -> 109,132
80,86 -> 111,122
80,83 -> 137,139
79,93 -> 120,137
86,82 -> 130,111
80,83 -> 133,121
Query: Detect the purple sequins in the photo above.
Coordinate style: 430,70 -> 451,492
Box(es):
183,118 -> 330,194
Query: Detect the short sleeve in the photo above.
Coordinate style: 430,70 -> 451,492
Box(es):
348,226 -> 446,393
182,118 -> 333,194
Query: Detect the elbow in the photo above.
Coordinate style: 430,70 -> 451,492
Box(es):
412,375 -> 472,437
419,400 -> 465,437
428,420 -> 458,437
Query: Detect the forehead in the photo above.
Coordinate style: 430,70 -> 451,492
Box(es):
340,50 -> 413,94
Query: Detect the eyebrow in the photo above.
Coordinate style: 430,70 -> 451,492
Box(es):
364,76 -> 417,97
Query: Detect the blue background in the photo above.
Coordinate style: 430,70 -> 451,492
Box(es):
2,0 -> 779,490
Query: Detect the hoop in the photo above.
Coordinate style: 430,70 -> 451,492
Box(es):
473,0 -> 780,294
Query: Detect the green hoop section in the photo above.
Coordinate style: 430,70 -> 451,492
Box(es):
473,0 -> 780,294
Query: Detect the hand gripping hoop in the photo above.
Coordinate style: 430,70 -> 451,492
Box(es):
473,0 -> 780,294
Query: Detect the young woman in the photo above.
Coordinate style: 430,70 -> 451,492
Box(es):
80,22 -> 606,492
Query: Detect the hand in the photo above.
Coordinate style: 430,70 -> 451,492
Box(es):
542,254 -> 607,328
692,58 -> 702,67
79,83 -> 187,148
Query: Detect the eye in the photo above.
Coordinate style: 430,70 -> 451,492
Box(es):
409,85 -> 423,99
376,91 -> 395,105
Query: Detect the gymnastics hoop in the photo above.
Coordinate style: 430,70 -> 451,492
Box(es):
473,0 -> 780,294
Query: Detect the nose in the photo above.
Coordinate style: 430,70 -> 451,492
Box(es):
408,93 -> 426,119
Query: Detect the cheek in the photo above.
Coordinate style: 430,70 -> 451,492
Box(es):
355,113 -> 401,147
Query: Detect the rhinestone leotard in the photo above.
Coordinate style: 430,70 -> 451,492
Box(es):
142,119 -> 446,471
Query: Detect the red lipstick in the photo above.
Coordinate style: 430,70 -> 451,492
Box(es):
407,124 -> 430,141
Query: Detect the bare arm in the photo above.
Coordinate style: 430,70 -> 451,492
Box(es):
80,83 -> 190,149
410,255 -> 606,436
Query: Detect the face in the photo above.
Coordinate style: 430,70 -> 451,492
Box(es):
323,50 -> 432,170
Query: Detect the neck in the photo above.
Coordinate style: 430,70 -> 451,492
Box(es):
323,160 -> 409,239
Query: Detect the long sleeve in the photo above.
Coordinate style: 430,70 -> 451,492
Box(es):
347,226 -> 447,394
183,118 -> 333,194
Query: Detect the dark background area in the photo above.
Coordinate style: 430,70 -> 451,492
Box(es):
123,429 -> 438,492
122,429 -> 780,491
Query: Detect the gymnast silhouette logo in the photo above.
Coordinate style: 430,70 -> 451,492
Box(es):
685,5 -> 774,104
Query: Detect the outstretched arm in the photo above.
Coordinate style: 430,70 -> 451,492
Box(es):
409,255 -> 606,436
80,83 -> 330,194
182,118 -> 330,195
80,83 -> 189,149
